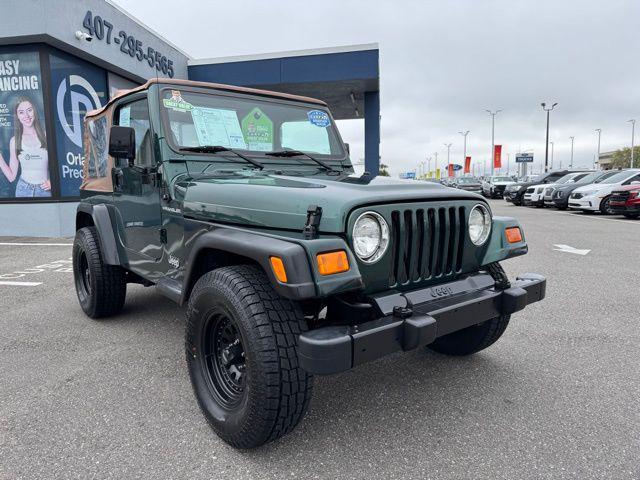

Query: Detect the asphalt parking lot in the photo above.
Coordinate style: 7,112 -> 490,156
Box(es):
0,200 -> 638,480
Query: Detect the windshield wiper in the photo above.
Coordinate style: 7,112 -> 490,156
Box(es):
180,145 -> 264,170
265,149 -> 339,173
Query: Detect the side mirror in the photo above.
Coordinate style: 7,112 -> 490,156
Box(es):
109,126 -> 136,166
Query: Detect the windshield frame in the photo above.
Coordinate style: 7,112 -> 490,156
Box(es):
158,86 -> 349,164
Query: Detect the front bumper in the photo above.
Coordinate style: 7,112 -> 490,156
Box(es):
298,272 -> 546,375
609,203 -> 640,214
568,196 -> 600,211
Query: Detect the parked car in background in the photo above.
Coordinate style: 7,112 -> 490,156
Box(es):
505,170 -> 575,206
537,171 -> 593,207
482,176 -> 516,198
608,184 -> 640,218
452,176 -> 483,193
546,170 -> 619,210
569,169 -> 640,214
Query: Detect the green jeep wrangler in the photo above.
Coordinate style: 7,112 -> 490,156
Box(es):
73,79 -> 546,449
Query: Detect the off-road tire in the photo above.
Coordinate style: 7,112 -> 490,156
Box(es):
427,262 -> 510,356
186,265 -> 313,449
72,226 -> 127,319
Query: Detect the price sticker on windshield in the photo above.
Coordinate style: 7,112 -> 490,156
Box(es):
307,110 -> 330,128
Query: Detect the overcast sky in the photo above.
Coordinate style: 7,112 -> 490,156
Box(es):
114,0 -> 640,176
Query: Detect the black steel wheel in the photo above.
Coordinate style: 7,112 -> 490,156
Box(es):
202,312 -> 247,409
186,265 -> 313,449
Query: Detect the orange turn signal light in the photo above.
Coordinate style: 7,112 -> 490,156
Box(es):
505,227 -> 523,244
269,256 -> 288,283
317,250 -> 350,276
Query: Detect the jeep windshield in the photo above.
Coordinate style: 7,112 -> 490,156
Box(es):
161,89 -> 346,163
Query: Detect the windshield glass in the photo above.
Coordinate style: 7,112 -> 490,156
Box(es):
492,176 -> 513,182
161,89 -> 345,158
555,174 -> 578,184
457,177 -> 478,184
594,171 -> 619,183
575,172 -> 601,184
599,171 -> 637,184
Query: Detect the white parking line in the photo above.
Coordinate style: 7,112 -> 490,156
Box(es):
0,242 -> 72,246
0,281 -> 42,286
557,211 -> 640,225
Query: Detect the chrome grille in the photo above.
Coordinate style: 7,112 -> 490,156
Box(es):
388,206 -> 466,287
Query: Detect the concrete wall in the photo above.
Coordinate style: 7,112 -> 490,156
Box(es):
1,0 -> 190,82
0,203 -> 78,238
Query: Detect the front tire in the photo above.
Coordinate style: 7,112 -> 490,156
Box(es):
428,262 -> 510,356
600,196 -> 614,215
623,212 -> 639,219
72,226 -> 127,319
186,265 -> 313,449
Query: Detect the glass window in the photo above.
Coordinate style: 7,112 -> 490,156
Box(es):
117,99 -> 153,167
600,171 -> 637,184
161,89 -> 345,158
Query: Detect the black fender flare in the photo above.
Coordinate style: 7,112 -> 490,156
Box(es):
181,228 -> 317,304
76,203 -> 122,266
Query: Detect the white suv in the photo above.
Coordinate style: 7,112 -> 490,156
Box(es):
569,169 -> 640,214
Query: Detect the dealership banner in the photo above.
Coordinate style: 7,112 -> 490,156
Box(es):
464,156 -> 471,174
494,145 -> 502,169
49,52 -> 107,197
0,50 -> 52,198
448,164 -> 454,177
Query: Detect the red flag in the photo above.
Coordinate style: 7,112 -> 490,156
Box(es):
494,145 -> 502,169
464,156 -> 471,174
448,164 -> 454,177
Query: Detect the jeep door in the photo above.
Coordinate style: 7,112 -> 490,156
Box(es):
112,96 -> 163,262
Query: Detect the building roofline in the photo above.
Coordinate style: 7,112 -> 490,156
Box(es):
188,43 -> 379,66
105,0 -> 192,58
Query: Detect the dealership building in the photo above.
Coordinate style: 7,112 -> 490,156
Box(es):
0,0 -> 379,236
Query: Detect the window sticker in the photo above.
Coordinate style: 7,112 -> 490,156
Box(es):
191,107 -> 247,149
119,106 -> 131,127
241,108 -> 273,151
307,109 -> 330,128
163,91 -> 192,112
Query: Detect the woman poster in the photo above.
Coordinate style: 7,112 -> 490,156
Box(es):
0,95 -> 51,197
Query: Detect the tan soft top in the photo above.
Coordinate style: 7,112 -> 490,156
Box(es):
87,78 -> 327,118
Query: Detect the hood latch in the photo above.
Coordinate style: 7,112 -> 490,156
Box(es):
303,205 -> 323,240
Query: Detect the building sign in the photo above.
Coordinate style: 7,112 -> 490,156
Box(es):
50,52 -> 107,197
516,153 -> 534,163
399,171 -> 416,179
82,10 -> 175,77
0,50 -> 52,199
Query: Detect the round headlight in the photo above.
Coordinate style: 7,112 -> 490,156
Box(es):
352,212 -> 389,263
468,204 -> 491,245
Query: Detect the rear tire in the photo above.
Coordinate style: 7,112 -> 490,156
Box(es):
186,265 -> 313,449
72,226 -> 127,319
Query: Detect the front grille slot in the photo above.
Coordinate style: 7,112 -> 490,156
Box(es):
389,206 -> 466,287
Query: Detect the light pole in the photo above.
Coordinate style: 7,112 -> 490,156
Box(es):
541,102 -> 558,173
444,143 -> 452,177
550,141 -> 554,169
459,130 -> 470,174
569,136 -> 575,168
595,129 -> 601,170
485,110 -> 501,176
629,120 -> 636,168
434,152 -> 439,178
